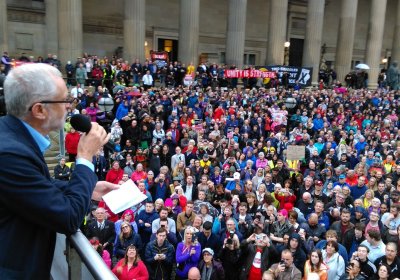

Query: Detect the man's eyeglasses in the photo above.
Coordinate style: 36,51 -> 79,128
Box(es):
28,98 -> 74,111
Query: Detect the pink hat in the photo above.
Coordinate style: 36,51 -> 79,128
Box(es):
164,198 -> 173,208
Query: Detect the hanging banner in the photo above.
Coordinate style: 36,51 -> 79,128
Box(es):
183,74 -> 193,86
150,51 -> 169,68
224,69 -> 276,79
260,65 -> 313,87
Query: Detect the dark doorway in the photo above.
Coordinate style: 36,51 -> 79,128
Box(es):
158,39 -> 178,62
289,38 -> 304,67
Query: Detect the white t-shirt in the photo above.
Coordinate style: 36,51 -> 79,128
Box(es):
252,251 -> 262,268
70,87 -> 83,98
185,185 -> 193,201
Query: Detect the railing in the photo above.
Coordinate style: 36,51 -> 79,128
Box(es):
66,230 -> 117,280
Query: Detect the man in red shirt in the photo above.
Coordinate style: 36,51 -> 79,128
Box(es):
239,233 -> 279,280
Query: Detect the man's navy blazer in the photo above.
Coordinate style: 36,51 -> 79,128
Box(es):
0,115 -> 97,279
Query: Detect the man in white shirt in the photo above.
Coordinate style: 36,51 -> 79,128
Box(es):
70,83 -> 83,98
142,70 -> 153,90
171,146 -> 186,171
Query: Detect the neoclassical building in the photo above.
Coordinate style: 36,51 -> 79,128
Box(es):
1,0 -> 399,87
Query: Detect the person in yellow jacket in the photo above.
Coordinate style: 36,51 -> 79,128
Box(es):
383,155 -> 395,174
187,62 -> 195,77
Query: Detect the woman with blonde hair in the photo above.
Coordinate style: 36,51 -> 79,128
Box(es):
256,184 -> 267,203
361,189 -> 375,209
176,226 -> 201,279
367,177 -> 378,191
172,161 -> 185,185
112,245 -> 149,280
114,221 -> 143,260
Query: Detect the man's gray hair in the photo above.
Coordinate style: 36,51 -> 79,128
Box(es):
4,63 -> 62,118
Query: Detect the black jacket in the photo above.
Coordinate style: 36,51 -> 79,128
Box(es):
86,220 -> 116,253
115,229 -> 143,258
198,232 -> 222,256
145,239 -> 175,280
53,164 -> 71,181
198,260 -> 225,280
0,115 -> 98,279
238,240 -> 278,280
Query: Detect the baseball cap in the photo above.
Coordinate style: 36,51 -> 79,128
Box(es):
202,248 -> 214,256
339,174 -> 346,179
233,172 -> 240,180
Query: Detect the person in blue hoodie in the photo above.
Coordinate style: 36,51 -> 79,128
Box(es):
350,206 -> 369,225
115,99 -> 129,120
312,114 -> 324,131
354,136 -> 367,155
278,233 -> 307,271
135,202 -> 159,244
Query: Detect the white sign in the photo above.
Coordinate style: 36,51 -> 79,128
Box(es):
102,179 -> 147,214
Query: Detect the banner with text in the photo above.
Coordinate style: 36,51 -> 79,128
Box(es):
150,51 -> 169,68
258,65 -> 313,87
224,69 -> 276,79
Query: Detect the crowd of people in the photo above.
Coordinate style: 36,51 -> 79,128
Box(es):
3,51 -> 400,280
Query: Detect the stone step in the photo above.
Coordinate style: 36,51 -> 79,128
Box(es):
47,163 -> 59,171
45,131 -> 62,177
46,157 -> 60,165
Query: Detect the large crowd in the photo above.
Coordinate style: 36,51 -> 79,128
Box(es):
3,51 -> 400,280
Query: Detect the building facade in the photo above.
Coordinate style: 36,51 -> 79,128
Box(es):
1,0 -> 399,87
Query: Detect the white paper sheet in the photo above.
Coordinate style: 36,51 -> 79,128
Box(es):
102,179 -> 147,214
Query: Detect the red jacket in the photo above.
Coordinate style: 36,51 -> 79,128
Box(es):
92,67 -> 104,80
275,192 -> 297,210
166,128 -> 180,142
112,260 -> 149,280
105,168 -> 124,184
65,132 -> 80,154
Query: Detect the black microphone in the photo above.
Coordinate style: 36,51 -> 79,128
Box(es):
70,114 -> 115,152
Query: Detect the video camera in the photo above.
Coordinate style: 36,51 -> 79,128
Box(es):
226,230 -> 235,245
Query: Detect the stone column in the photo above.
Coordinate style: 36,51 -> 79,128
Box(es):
392,0 -> 400,64
226,0 -> 247,69
178,0 -> 200,66
46,0 -> 59,55
302,0 -> 325,86
124,0 -> 145,64
335,0 -> 358,83
266,0 -> 288,66
58,0 -> 83,64
365,0 -> 387,88
0,0 -> 8,53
